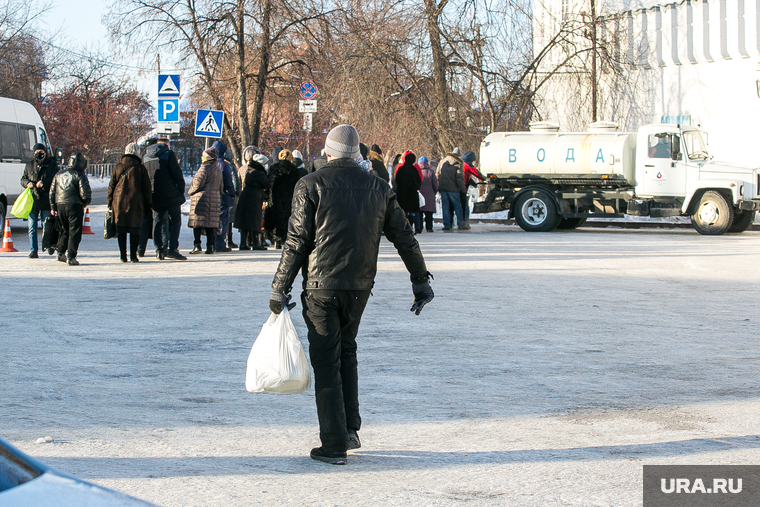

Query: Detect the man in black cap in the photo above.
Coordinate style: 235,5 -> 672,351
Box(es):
269,124 -> 434,465
20,143 -> 58,258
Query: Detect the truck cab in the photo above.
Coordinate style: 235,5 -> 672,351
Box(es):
633,124 -> 760,234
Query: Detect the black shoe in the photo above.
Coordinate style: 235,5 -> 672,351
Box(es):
310,447 -> 347,465
28,251 -> 38,259
47,247 -> 55,255
347,430 -> 361,450
226,242 -> 238,249
57,253 -> 67,263
442,227 -> 453,232
137,248 -> 145,257
253,245 -> 267,251
156,250 -> 166,260
131,257 -> 139,263
120,255 -> 128,263
205,246 -> 214,254
67,258 -> 79,266
215,246 -> 232,253
166,250 -> 187,261
426,229 -> 434,233
239,245 -> 251,250
189,245 -> 203,254
275,240 -> 282,249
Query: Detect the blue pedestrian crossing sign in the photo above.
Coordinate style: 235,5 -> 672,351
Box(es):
195,109 -> 224,138
158,74 -> 180,97
157,98 -> 179,122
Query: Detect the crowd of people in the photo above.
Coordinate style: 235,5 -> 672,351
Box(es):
19,135 -> 485,264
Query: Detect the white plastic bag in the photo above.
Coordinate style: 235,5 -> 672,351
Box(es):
418,191 -> 425,208
245,310 -> 311,394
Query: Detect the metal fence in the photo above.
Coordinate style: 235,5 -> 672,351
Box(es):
87,164 -> 115,179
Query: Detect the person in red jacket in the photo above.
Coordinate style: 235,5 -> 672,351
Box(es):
461,151 -> 485,228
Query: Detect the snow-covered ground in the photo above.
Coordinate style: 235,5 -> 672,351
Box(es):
3,213 -> 760,506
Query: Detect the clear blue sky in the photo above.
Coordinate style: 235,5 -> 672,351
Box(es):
44,0 -> 110,48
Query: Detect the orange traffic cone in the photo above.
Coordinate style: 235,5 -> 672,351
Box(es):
0,219 -> 18,252
82,208 -> 95,235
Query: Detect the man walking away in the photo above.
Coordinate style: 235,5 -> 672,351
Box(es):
270,125 -> 434,465
49,152 -> 91,266
21,143 -> 58,258
436,148 -> 466,231
143,137 -> 187,260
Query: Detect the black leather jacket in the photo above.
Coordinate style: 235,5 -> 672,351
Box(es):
49,167 -> 92,212
272,159 -> 428,293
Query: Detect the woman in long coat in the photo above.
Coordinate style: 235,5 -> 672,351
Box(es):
107,143 -> 152,262
417,156 -> 438,232
188,147 -> 224,254
393,150 -> 422,234
235,149 -> 271,250
267,149 -> 301,248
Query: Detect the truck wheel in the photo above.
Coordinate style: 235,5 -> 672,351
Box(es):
690,191 -> 734,235
556,217 -> 587,230
728,210 -> 755,233
513,189 -> 561,232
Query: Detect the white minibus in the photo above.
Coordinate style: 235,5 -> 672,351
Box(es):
0,98 -> 52,224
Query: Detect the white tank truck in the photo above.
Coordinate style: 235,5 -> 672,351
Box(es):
474,121 -> 760,235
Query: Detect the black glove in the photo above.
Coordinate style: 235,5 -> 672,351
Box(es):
270,291 -> 296,314
410,280 -> 434,316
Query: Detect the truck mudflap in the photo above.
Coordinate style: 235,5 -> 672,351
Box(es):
738,199 -> 760,211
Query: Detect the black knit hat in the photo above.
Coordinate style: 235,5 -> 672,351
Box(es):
370,144 -> 382,155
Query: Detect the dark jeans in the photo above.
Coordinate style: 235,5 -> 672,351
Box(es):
405,212 -> 421,233
55,204 -> 83,259
214,205 -> 230,249
153,204 -> 182,253
421,211 -> 434,231
138,212 -> 152,252
27,209 -> 51,253
460,192 -> 470,222
440,191 -> 463,229
302,289 -> 371,452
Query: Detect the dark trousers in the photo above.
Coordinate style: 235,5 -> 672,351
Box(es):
422,211 -> 434,231
55,204 -> 83,259
153,204 -> 182,253
302,290 -> 371,452
117,230 -> 139,260
214,205 -> 230,249
405,212 -> 421,234
193,227 -> 215,247
138,212 -> 152,252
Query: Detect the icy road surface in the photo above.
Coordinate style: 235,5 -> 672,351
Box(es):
2,210 -> 760,506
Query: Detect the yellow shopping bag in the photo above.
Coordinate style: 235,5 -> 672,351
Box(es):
10,188 -> 34,219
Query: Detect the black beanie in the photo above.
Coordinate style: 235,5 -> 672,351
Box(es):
370,144 -> 382,155
359,143 -> 368,159
32,143 -> 46,152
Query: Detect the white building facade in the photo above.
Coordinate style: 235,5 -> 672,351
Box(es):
533,0 -> 760,166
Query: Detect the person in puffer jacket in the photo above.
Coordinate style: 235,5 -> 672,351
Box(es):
269,124 -> 434,466
49,152 -> 92,265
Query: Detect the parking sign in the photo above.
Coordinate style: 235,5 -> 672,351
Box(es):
158,99 -> 179,122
